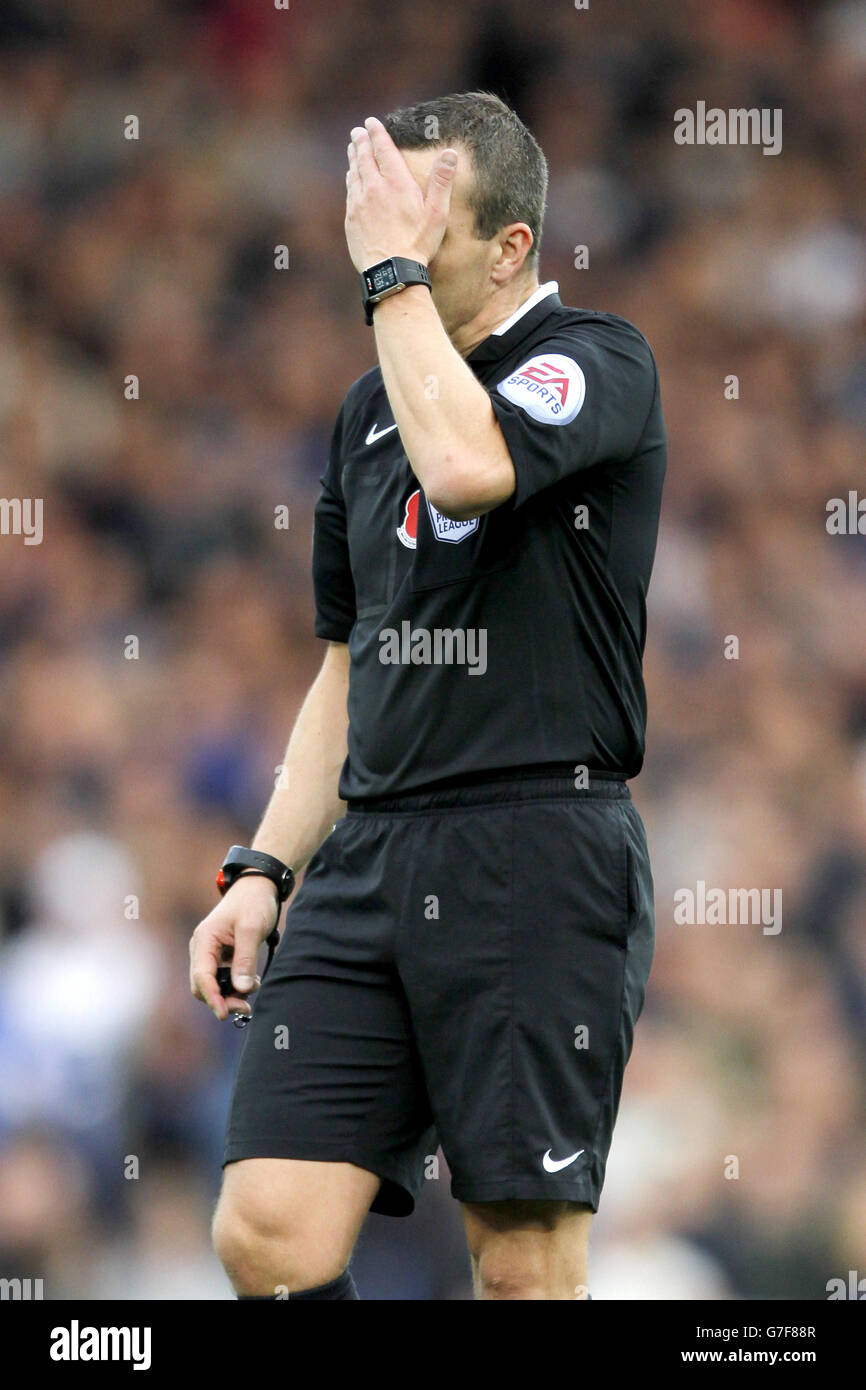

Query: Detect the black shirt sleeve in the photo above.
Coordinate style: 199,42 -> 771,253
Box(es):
489,319 -> 659,508
312,403 -> 356,641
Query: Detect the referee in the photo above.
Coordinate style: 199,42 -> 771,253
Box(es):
191,92 -> 666,1301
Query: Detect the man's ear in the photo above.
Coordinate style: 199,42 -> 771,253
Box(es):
490,223 -> 535,286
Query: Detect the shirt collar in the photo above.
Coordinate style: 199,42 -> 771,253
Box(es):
467,281 -> 562,365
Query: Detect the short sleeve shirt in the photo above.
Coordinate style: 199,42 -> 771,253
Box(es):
312,285 -> 666,799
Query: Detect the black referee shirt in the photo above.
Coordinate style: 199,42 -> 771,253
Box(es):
312,284 -> 666,800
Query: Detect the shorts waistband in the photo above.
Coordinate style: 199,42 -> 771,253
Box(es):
346,765 -> 630,814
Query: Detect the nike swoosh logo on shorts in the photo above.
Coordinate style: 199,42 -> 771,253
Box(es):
365,422 -> 398,445
542,1148 -> 585,1173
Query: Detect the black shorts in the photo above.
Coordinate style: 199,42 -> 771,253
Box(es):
224,770 -> 654,1216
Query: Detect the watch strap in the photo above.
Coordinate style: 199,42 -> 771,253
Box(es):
217,845 -> 295,903
361,257 -> 431,325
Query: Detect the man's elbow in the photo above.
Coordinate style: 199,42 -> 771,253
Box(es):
425,453 -> 516,521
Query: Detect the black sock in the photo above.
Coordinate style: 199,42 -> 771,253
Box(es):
238,1271 -> 359,1300
289,1271 -> 359,1300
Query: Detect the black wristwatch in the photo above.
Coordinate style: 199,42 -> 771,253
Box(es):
217,845 -> 295,903
361,257 -> 431,325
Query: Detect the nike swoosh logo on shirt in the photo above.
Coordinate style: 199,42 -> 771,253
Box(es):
365,422 -> 398,445
542,1149 -> 585,1173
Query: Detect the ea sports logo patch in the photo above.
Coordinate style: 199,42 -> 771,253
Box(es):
396,488 -> 479,548
496,352 -> 586,425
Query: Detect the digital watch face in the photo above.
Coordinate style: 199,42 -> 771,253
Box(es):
367,261 -> 398,295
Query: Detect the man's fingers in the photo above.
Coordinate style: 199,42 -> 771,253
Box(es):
191,962 -> 227,1018
190,930 -> 227,1017
363,115 -> 408,180
350,125 -> 378,185
231,928 -> 264,993
424,149 -> 458,224
194,972 -> 228,1020
346,143 -> 360,200
220,992 -> 253,1019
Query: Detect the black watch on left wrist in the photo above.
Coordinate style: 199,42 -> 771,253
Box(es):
361,257 -> 431,325
217,845 -> 295,904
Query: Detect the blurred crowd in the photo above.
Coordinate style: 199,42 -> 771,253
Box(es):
0,0 -> 864,1300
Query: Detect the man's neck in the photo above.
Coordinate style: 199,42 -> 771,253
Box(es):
451,275 -> 541,358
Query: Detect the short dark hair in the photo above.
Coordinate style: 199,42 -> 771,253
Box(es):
385,91 -> 548,263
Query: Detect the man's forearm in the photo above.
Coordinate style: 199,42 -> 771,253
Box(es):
251,642 -> 349,871
373,286 -> 514,519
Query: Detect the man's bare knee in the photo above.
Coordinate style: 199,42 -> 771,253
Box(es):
476,1250 -> 550,1301
213,1196 -> 347,1294
462,1199 -> 593,1301
213,1158 -> 378,1296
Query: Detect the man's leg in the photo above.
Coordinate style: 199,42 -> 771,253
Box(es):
461,1199 -> 593,1301
214,1157 -> 380,1297
216,816 -> 439,1300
